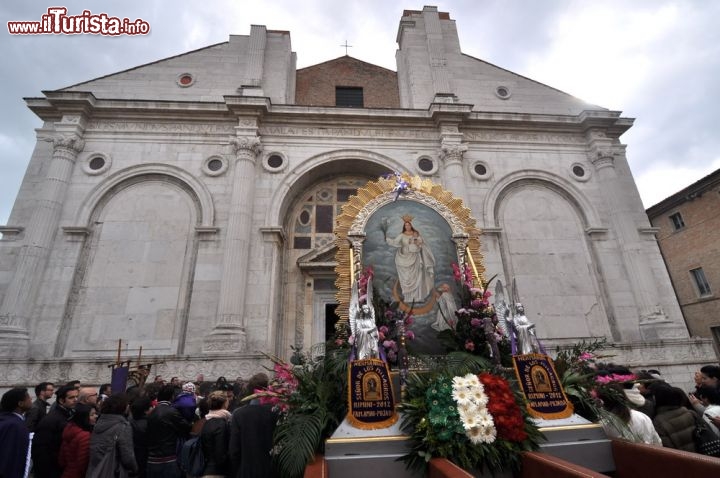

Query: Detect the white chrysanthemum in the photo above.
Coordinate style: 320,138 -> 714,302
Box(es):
476,409 -> 494,428
457,402 -> 474,417
460,409 -> 480,430
467,426 -> 484,444
464,374 -> 480,388
452,387 -> 472,406
478,425 -> 497,444
452,375 -> 468,389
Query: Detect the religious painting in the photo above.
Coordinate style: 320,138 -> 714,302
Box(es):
334,175 -> 483,357
362,200 -> 457,354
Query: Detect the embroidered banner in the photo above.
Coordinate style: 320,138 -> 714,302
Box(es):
512,353 -> 574,420
347,358 -> 398,429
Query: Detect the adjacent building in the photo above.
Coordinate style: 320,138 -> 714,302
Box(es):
647,169 -> 720,348
0,7 -> 714,387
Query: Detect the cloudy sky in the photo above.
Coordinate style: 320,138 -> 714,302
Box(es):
2,0 -> 719,225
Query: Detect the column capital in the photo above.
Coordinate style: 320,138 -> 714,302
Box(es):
229,135 -> 262,159
439,140 -> 468,164
589,147 -> 617,170
50,133 -> 85,154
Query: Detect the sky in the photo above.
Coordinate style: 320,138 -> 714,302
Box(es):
1,0 -> 719,225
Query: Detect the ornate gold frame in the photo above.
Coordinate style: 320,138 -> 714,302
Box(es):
334,175 -> 484,331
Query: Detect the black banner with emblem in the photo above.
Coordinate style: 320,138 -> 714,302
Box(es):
512,353 -> 573,420
347,358 -> 398,429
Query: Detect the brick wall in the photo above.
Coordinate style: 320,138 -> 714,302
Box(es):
295,56 -> 400,108
649,176 -> 720,338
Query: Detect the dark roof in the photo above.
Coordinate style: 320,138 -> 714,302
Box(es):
646,168 -> 720,217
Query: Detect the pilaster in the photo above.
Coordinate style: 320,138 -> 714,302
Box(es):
0,116 -> 85,355
203,123 -> 263,354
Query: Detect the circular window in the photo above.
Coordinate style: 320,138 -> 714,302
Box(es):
262,152 -> 287,173
207,159 -> 223,172
82,153 -> 111,175
202,155 -> 228,177
570,162 -> 591,182
470,160 -> 491,181
89,156 -> 106,171
176,73 -> 195,88
416,156 -> 438,176
267,154 -> 283,168
298,209 -> 311,226
495,86 -> 511,100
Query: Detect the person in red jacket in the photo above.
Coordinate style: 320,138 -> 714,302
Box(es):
59,403 -> 98,478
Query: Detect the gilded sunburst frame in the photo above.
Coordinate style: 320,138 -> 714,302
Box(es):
334,175 -> 484,331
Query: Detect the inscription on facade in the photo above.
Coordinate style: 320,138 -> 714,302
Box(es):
259,126 -> 437,139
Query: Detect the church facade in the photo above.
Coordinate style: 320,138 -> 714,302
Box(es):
0,7 -> 714,388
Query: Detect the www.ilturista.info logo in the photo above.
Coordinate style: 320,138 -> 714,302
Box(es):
7,7 -> 150,35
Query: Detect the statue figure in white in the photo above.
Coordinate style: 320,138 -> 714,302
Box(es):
349,275 -> 380,360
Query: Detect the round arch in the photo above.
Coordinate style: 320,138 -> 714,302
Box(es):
73,163 -> 215,228
264,149 -> 404,227
483,169 -> 603,230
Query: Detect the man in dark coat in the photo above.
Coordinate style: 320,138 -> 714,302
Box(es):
31,384 -> 78,478
25,381 -> 54,432
146,384 -> 191,478
0,388 -> 33,478
229,373 -> 279,478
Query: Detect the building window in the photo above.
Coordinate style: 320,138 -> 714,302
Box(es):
336,87 -> 363,107
690,268 -> 712,296
291,177 -> 367,249
669,212 -> 685,230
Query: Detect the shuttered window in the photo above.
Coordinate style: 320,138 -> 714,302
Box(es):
336,87 -> 363,107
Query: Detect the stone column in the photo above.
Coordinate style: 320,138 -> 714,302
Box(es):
439,138 -> 469,203
203,134 -> 262,354
0,126 -> 84,354
588,132 -> 685,340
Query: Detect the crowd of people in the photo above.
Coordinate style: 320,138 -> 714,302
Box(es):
1,364 -> 719,477
594,363 -> 720,453
0,373 -> 278,478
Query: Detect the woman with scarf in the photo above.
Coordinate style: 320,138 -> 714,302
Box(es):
200,391 -> 231,477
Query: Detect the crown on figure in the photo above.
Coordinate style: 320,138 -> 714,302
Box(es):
401,214 -> 414,223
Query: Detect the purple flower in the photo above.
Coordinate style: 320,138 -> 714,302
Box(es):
471,299 -> 483,309
379,325 -> 389,335
471,318 -> 482,328
405,330 -> 415,340
384,310 -> 394,318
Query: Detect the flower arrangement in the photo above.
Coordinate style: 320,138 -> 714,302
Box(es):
436,265 -> 512,367
384,171 -> 410,201
246,346 -> 349,478
399,357 -> 542,474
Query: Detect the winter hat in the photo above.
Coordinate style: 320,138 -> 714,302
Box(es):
182,382 -> 196,393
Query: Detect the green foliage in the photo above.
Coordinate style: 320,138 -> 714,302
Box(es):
398,352 -> 543,474
552,338 -> 614,421
272,342 -> 348,478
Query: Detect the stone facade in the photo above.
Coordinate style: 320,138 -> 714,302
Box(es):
646,169 -> 720,343
0,6 -> 714,390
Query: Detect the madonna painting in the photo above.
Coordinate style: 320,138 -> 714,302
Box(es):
363,200 -> 458,354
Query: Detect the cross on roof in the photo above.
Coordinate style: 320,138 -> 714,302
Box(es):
340,40 -> 353,56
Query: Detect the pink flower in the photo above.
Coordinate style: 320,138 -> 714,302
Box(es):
470,318 -> 482,328
404,315 -> 414,326
578,352 -> 594,361
383,340 -> 396,350
379,325 -> 389,335
378,331 -> 385,341
348,335 -> 355,345
483,289 -> 492,298
452,263 -> 461,280
470,287 -> 482,296
471,299 -> 483,309
405,330 -> 415,340
464,340 -> 475,352
335,338 -> 344,346
384,310 -> 394,318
